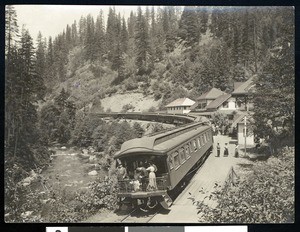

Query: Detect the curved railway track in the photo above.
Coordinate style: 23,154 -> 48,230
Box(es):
118,208 -> 160,223
90,112 -> 202,125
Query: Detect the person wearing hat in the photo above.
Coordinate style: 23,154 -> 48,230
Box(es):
223,143 -> 229,157
136,161 -> 148,190
146,163 -> 158,191
234,143 -> 239,158
216,143 -> 221,157
117,163 -> 127,180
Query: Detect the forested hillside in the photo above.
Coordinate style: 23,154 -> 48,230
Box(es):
16,6 -> 293,109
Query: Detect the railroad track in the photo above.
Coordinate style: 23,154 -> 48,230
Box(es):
117,207 -> 160,223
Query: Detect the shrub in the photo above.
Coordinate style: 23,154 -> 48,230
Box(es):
121,104 -> 135,113
148,106 -> 157,112
154,91 -> 162,101
75,177 -> 119,215
190,147 -> 294,223
125,79 -> 138,91
106,87 -> 117,96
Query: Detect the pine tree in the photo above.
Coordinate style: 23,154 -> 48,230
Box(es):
106,7 -> 118,62
65,24 -> 72,50
36,31 -> 46,79
6,25 -> 47,167
94,10 -> 106,61
71,20 -> 78,46
127,11 -> 137,58
5,5 -> 19,58
135,6 -> 150,75
78,16 -> 87,45
120,17 -> 129,54
178,6 -> 200,47
252,7 -> 294,153
85,14 -> 96,61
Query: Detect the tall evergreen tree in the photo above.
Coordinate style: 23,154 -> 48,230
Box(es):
178,6 -> 200,47
36,31 -> 46,79
135,6 -> 151,75
71,20 -> 78,46
252,7 -> 294,153
94,10 -> 106,61
5,5 -> 19,58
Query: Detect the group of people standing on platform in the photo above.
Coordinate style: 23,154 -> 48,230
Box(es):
116,160 -> 158,192
216,142 -> 239,158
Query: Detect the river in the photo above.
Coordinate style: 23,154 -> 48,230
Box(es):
37,146 -> 108,196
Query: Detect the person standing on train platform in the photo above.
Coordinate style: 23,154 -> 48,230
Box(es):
223,143 -> 229,157
117,163 -> 127,180
146,163 -> 158,191
234,143 -> 239,158
216,143 -> 221,157
136,161 -> 148,190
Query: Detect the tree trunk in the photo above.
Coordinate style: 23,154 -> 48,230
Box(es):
253,18 -> 258,73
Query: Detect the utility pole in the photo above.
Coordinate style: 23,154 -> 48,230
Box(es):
244,115 -> 247,157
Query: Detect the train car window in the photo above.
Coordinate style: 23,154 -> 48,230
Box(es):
193,140 -> 197,151
206,132 -> 210,141
173,152 -> 180,168
189,142 -> 193,154
168,155 -> 174,170
185,145 -> 191,158
200,135 -> 204,146
197,137 -> 201,148
179,148 -> 185,163
204,133 -> 207,142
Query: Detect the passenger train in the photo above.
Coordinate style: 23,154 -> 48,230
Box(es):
113,121 -> 213,211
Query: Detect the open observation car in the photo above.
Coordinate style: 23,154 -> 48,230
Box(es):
113,121 -> 213,211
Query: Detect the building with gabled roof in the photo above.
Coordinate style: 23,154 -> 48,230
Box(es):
166,98 -> 196,114
231,112 -> 255,146
206,93 -> 232,111
232,76 -> 255,111
232,76 -> 255,96
196,87 -> 226,109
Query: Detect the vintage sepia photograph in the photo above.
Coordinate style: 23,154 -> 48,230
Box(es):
5,5 -> 294,223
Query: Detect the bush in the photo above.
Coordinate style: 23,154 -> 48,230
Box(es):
154,91 -> 162,101
147,106 -> 157,112
106,87 -> 117,96
124,79 -> 138,91
121,104 -> 135,113
75,177 -> 119,215
191,147 -> 294,223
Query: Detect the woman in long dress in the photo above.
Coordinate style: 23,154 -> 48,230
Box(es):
146,164 -> 157,191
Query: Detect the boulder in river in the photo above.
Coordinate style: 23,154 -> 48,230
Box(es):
89,155 -> 97,163
61,146 -> 67,150
88,170 -> 98,176
94,163 -> 101,170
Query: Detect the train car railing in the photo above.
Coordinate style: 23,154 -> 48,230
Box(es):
118,177 -> 168,193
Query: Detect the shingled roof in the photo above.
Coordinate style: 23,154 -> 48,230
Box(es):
197,88 -> 226,100
166,98 -> 196,107
206,93 -> 231,110
232,77 -> 255,95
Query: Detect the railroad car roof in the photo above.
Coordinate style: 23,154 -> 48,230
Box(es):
154,126 -> 210,151
114,124 -> 211,159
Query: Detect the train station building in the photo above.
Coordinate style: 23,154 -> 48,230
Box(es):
165,97 -> 196,114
